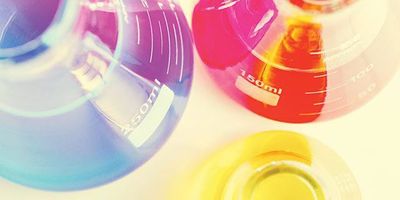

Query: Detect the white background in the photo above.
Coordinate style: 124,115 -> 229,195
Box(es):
1,1 -> 400,199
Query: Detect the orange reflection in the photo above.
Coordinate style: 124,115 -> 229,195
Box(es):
248,16 -> 327,122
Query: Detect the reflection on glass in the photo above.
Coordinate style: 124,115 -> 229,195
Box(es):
170,131 -> 361,200
193,0 -> 400,123
0,0 -> 193,191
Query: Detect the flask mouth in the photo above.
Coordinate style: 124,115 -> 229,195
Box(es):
289,0 -> 357,13
0,0 -> 80,59
0,0 -> 124,117
224,160 -> 326,200
178,131 -> 362,200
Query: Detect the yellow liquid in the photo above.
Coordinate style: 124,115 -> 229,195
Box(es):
174,131 -> 326,200
248,165 -> 325,200
255,173 -> 318,200
170,131 -> 361,200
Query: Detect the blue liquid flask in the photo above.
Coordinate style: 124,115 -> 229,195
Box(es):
0,0 -> 193,191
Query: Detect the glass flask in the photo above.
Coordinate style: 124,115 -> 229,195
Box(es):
0,0 -> 193,191
172,130 -> 361,200
193,0 -> 400,123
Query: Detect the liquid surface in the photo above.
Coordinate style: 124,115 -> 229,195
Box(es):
252,172 -> 322,200
171,131 -> 360,200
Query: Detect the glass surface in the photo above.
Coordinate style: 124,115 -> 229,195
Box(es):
0,0 -> 193,191
193,0 -> 400,122
173,130 -> 361,200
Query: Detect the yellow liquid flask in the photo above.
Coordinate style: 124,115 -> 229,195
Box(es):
172,130 -> 361,200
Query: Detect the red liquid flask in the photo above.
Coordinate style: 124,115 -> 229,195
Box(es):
193,0 -> 400,123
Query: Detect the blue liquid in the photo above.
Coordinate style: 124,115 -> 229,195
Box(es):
0,0 -> 193,191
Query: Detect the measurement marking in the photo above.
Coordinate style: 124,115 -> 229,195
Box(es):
173,24 -> 178,65
313,97 -> 343,106
235,76 -> 281,106
305,81 -> 350,95
82,37 -> 152,85
314,70 -> 338,78
136,15 -> 141,45
127,85 -> 175,147
162,11 -> 172,74
146,11 -> 154,63
174,11 -> 185,82
310,34 -> 361,56
299,102 -> 353,116
158,21 -> 164,55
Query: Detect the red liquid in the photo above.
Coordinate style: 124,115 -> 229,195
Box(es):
192,0 -> 278,68
246,18 -> 327,122
193,0 -> 400,123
